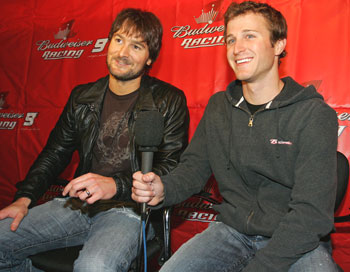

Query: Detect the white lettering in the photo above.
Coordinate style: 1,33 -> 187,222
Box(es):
171,24 -> 224,39
23,112 -> 38,127
187,212 -> 198,220
338,125 -> 347,137
0,113 -> 24,118
338,112 -> 350,121
197,213 -> 210,220
0,121 -> 17,129
92,38 -> 109,53
191,38 -> 202,47
182,36 -> 224,49
42,50 -> 84,60
174,209 -> 217,222
36,39 -> 93,51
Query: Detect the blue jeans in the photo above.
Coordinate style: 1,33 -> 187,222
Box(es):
0,198 -> 149,272
160,221 -> 340,272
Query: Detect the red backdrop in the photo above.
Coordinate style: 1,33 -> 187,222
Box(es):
1,0 -> 349,270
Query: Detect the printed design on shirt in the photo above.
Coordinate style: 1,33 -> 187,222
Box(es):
96,111 -> 130,167
270,139 -> 293,145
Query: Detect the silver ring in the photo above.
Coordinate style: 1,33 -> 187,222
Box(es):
85,190 -> 91,196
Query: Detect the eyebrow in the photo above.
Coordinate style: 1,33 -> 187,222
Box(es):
228,29 -> 259,35
241,29 -> 259,34
226,29 -> 259,39
114,33 -> 147,48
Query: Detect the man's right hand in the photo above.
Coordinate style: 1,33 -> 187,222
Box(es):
132,171 -> 165,206
0,197 -> 31,231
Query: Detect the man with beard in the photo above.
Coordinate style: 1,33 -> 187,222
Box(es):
0,8 -> 189,272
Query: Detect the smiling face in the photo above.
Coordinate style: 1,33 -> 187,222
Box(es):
107,28 -> 152,82
225,12 -> 285,84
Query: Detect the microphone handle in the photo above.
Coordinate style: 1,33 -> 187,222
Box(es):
141,151 -> 154,218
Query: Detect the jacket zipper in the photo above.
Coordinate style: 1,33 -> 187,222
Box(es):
248,115 -> 254,127
247,107 -> 266,127
86,103 -> 100,170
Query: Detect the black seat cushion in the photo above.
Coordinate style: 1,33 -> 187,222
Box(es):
29,245 -> 82,272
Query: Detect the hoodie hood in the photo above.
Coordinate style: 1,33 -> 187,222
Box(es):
225,76 -> 325,109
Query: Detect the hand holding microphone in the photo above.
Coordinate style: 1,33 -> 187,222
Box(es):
132,171 -> 165,206
134,111 -> 164,216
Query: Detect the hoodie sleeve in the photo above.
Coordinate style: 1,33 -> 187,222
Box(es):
243,103 -> 338,271
161,101 -> 214,207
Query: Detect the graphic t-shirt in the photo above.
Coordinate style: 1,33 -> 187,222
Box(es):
91,88 -> 139,176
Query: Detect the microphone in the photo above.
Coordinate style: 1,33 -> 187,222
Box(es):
134,110 -> 164,219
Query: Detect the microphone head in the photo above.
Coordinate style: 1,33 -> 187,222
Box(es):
135,111 -> 164,150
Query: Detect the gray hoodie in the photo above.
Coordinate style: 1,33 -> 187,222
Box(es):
162,77 -> 338,271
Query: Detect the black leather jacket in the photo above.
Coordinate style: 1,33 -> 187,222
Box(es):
14,75 -> 189,208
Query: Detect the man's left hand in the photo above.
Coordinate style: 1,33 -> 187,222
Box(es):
62,173 -> 117,204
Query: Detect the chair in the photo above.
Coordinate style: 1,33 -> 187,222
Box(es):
29,180 -> 172,272
333,151 -> 349,272
28,152 -> 350,271
334,151 -> 350,221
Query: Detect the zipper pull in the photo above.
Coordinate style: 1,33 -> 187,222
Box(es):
248,116 -> 254,127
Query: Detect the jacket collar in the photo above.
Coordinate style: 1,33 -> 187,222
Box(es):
75,74 -> 158,113
74,75 -> 109,112
134,75 -> 158,112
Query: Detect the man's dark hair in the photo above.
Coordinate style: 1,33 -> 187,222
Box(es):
224,1 -> 287,60
108,8 -> 163,65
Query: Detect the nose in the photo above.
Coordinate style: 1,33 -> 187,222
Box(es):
233,39 -> 245,55
118,43 -> 130,57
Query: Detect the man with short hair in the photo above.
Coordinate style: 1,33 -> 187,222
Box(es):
0,8 -> 189,272
132,1 -> 339,271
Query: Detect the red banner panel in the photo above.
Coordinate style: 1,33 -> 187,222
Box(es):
0,0 -> 349,270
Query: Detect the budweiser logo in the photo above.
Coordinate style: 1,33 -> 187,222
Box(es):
337,112 -> 350,121
337,112 -> 349,137
36,39 -> 93,51
0,92 -> 9,110
175,209 -> 218,222
54,19 -> 77,40
36,39 -> 93,60
35,19 -> 102,60
171,24 -> 224,38
0,91 -> 38,130
194,4 -> 218,24
171,3 -> 224,49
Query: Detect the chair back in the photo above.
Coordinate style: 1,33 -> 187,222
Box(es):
335,151 -> 349,211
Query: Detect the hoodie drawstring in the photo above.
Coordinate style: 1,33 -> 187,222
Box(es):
275,105 -> 281,159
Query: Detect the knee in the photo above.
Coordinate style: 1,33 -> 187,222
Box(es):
290,245 -> 339,272
74,257 -> 108,272
160,254 -> 192,272
74,253 -> 130,272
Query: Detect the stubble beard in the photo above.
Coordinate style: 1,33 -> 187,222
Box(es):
107,57 -> 148,82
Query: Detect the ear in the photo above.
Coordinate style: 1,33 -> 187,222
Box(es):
146,58 -> 152,66
274,38 -> 286,56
